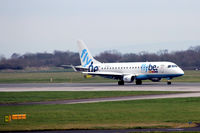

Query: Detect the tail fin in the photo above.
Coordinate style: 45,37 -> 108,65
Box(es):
77,40 -> 101,67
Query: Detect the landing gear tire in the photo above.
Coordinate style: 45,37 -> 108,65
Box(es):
136,80 -> 142,85
167,81 -> 171,85
118,80 -> 124,85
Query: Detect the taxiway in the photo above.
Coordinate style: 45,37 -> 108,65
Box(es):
0,82 -> 199,92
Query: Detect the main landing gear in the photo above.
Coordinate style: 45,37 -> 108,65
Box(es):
136,79 -> 142,85
167,78 -> 172,85
118,80 -> 142,85
118,80 -> 124,85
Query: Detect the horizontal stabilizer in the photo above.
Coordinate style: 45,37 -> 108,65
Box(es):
61,65 -> 88,72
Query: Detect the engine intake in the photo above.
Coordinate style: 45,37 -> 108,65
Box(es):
123,75 -> 134,83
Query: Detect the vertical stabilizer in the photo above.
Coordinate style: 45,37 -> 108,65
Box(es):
77,40 -> 101,67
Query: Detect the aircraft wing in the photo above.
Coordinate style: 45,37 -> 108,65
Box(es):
83,71 -> 139,80
83,71 -> 123,76
82,71 -> 135,80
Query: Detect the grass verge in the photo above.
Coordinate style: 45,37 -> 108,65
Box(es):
0,91 -> 181,104
0,97 -> 200,131
0,70 -> 199,83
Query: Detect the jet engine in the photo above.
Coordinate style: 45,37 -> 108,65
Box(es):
123,75 -> 134,83
150,78 -> 161,82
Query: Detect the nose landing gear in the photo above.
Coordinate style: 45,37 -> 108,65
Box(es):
167,77 -> 172,85
167,80 -> 171,85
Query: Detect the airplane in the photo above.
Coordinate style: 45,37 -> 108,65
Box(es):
67,40 -> 184,85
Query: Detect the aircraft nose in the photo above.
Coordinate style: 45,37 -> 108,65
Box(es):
178,68 -> 184,75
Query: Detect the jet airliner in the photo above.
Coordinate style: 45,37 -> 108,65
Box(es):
70,40 -> 184,85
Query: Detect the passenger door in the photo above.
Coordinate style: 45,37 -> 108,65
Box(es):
160,64 -> 164,73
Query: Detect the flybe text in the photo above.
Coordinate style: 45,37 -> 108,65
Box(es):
141,64 -> 158,73
81,49 -> 92,67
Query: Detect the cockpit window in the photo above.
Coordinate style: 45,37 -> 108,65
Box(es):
172,65 -> 177,67
168,65 -> 177,68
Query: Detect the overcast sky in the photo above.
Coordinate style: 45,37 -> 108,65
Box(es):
0,0 -> 200,58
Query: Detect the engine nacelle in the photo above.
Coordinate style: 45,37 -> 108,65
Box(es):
150,78 -> 161,82
123,75 -> 134,83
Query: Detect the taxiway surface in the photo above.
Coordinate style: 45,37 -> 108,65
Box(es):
11,126 -> 200,133
0,82 -> 200,92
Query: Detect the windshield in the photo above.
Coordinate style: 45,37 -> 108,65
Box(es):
168,65 -> 177,68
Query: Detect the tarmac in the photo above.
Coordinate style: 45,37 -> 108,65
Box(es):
6,125 -> 200,133
0,82 -> 200,92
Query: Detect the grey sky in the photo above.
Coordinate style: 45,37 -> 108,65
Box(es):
0,0 -> 200,58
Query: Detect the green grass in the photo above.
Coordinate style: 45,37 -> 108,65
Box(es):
0,91 -> 181,104
170,70 -> 200,82
0,72 -> 114,83
1,97 -> 200,131
0,70 -> 199,83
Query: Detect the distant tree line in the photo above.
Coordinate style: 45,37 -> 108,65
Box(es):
95,46 -> 200,70
0,51 -> 80,70
0,46 -> 200,70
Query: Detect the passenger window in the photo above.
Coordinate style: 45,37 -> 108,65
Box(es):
168,65 -> 171,68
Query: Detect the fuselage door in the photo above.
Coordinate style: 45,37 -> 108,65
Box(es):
160,64 -> 164,73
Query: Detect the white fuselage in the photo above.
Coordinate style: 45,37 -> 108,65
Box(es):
92,61 -> 184,80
